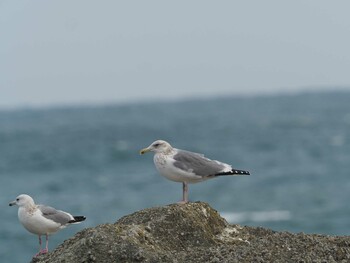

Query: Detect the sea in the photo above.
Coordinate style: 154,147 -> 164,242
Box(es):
1,91 -> 350,262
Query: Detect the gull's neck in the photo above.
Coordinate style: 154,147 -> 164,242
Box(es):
18,204 -> 37,220
159,146 -> 175,156
21,201 -> 36,211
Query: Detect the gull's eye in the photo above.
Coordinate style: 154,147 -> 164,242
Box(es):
153,143 -> 160,147
16,198 -> 19,201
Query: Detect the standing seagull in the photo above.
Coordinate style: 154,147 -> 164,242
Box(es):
9,194 -> 86,257
140,140 -> 250,203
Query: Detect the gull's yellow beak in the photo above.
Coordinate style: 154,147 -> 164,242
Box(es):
139,147 -> 150,155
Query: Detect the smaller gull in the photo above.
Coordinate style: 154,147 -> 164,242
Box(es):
140,140 -> 250,203
9,194 -> 86,257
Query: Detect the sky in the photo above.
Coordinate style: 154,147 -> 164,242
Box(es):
1,0 -> 350,108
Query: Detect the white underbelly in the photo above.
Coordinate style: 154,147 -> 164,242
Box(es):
19,209 -> 61,235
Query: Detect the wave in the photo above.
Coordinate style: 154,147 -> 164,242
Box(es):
221,210 -> 291,223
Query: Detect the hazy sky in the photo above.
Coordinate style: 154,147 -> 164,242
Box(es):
1,1 -> 350,108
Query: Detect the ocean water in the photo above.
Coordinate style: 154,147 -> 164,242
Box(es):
1,91 -> 350,262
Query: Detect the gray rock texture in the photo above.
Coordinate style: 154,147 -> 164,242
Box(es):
32,202 -> 350,263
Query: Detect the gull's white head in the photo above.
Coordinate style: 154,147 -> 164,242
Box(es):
140,140 -> 173,155
9,194 -> 35,208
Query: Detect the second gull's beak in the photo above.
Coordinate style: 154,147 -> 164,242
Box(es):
9,201 -> 16,206
140,147 -> 150,155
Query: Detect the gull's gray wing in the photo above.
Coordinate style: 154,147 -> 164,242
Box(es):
38,205 -> 72,225
173,150 -> 227,177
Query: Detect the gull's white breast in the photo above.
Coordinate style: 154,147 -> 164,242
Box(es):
18,207 -> 61,235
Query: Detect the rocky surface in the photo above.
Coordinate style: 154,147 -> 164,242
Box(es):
32,202 -> 350,263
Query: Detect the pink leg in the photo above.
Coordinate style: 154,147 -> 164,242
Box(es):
178,182 -> 189,204
34,235 -> 42,257
34,234 -> 48,257
41,234 -> 49,254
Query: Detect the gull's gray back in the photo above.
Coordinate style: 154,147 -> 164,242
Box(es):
38,205 -> 72,225
173,149 -> 227,177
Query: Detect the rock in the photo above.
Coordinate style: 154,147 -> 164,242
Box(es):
31,202 -> 350,263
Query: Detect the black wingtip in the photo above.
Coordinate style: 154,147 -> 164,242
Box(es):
69,216 -> 86,223
231,169 -> 250,175
215,169 -> 250,176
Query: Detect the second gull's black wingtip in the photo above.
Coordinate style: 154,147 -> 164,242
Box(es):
215,169 -> 250,176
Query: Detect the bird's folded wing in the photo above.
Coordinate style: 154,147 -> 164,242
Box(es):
38,205 -> 72,225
